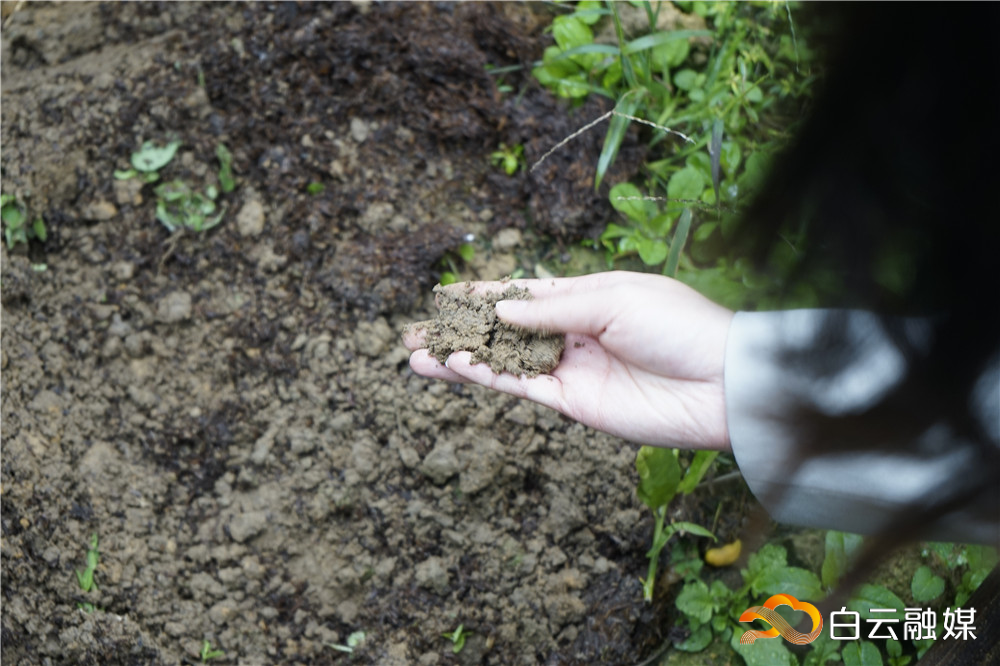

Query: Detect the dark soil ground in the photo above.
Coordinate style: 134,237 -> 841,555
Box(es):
1,3 -> 750,664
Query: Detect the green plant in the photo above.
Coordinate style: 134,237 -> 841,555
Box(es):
200,639 -> 224,662
533,1 -> 819,310
216,143 -> 236,193
75,532 -> 100,612
441,624 -> 470,654
490,143 -> 525,176
634,446 -> 716,601
674,541 -> 825,665
1,194 -> 47,249
154,180 -> 226,233
114,140 -> 182,183
438,242 -> 476,286
114,141 -> 234,233
306,181 -> 325,196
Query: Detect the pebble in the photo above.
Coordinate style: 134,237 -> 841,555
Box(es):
236,198 -> 266,237
156,291 -> 192,323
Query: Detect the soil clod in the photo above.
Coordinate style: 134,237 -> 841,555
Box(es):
421,285 -> 564,377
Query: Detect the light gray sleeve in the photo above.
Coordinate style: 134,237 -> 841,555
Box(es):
725,310 -> 999,544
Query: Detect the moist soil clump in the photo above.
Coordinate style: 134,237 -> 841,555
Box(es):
421,285 -> 564,377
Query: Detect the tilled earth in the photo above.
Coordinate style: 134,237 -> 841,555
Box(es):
1,3 -> 747,664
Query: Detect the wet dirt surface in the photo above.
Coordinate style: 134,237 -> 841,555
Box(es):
2,3 -> 748,664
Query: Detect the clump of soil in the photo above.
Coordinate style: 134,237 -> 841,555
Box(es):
421,284 -> 564,377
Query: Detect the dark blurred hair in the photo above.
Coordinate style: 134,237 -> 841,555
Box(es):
738,0 -> 999,574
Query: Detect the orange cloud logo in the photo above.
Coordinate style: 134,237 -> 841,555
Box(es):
738,593 -> 823,645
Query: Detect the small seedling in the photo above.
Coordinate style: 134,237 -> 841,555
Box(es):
328,630 -> 366,654
442,624 -> 470,654
438,242 -> 476,286
200,639 -> 224,662
490,143 -> 524,176
635,447 -> 716,602
306,181 -> 325,195
114,140 -> 182,183
75,532 -> 100,612
1,194 -> 47,249
154,180 -> 226,233
216,143 -> 236,193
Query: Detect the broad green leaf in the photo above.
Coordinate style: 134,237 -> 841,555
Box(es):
667,167 -> 705,202
609,182 -> 648,223
674,68 -> 699,91
821,530 -> 864,590
847,584 -> 904,621
552,15 -> 592,52
910,565 -> 945,602
744,543 -> 787,586
678,450 -> 719,494
676,579 -> 713,624
572,0 -> 606,25
635,446 -> 681,510
652,39 -> 689,70
637,238 -> 668,266
131,140 -> 181,173
32,218 -> 47,241
755,566 -> 823,601
842,640 -> 883,666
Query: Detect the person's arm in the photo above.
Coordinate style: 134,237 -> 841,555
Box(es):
726,310 -> 1000,544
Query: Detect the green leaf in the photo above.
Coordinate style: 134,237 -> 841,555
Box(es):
622,30 -> 712,55
673,68 -> 699,91
652,39 -> 689,71
131,140 -> 181,173
457,243 -> 475,262
803,632 -> 843,666
2,201 -> 25,226
755,566 -> 823,601
596,96 -> 639,189
672,521 -> 716,541
744,543 -> 787,587
730,627 -> 797,666
842,640 -> 884,666
637,238 -> 668,266
663,208 -> 691,278
678,450 -> 719,495
635,446 -> 681,510
667,167 -> 705,202
440,272 -> 458,286
674,623 -> 712,652
676,579 -> 713,624
910,565 -> 945,602
847,584 -> 904,621
821,530 -> 864,590
552,15 -> 593,52
217,143 -> 236,193
608,182 -> 648,223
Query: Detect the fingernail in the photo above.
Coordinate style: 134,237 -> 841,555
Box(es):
496,300 -> 527,319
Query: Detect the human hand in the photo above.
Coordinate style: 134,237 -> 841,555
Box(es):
403,271 -> 734,451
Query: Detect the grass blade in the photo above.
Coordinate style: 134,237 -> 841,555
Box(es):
664,208 -> 692,277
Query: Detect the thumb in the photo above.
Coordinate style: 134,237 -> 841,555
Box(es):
496,293 -> 614,337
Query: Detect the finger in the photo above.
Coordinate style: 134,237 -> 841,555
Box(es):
436,272 -> 620,300
495,292 -> 618,338
408,349 -> 471,383
444,351 -> 566,412
401,322 -> 431,350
